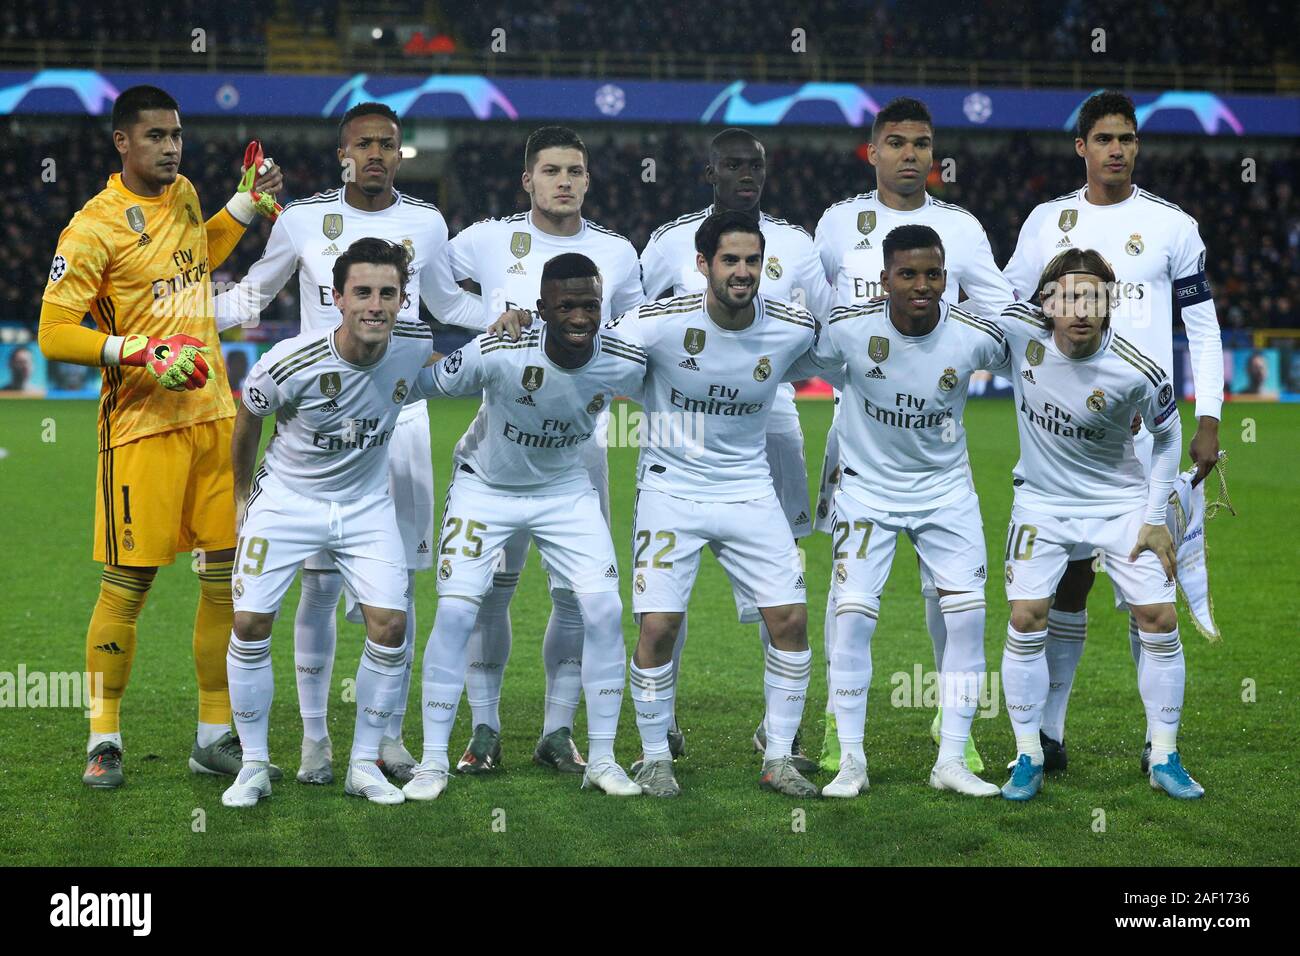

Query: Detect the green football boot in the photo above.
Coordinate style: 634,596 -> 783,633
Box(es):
819,712 -> 841,774
533,727 -> 587,774
83,742 -> 124,789
456,723 -> 503,775
190,731 -> 283,781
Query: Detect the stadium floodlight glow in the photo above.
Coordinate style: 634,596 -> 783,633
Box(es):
400,146 -> 417,158
372,28 -> 383,40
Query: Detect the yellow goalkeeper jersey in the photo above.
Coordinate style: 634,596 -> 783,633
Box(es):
42,173 -> 239,450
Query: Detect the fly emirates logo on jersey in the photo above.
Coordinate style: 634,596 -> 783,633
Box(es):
502,416 -> 596,449
668,382 -> 766,417
864,391 -> 955,430
1019,399 -> 1107,442
312,416 -> 395,451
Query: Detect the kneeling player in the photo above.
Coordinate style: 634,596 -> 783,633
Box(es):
223,238 -> 436,808
404,254 -> 645,800
995,249 -> 1202,801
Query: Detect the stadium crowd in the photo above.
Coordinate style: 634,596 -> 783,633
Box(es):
3,0 -> 1297,67
4,124 -> 1295,331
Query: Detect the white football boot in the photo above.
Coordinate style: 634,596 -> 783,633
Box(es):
929,756 -> 1000,797
296,735 -> 333,785
403,764 -> 451,801
581,756 -> 643,796
344,759 -> 406,805
222,764 -> 272,808
821,752 -> 869,798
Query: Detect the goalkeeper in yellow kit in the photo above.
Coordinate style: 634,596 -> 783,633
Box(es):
39,85 -> 283,788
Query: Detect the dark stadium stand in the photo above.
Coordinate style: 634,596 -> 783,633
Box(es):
7,122 -> 1296,332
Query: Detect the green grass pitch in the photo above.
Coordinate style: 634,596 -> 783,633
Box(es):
0,397 -> 1295,866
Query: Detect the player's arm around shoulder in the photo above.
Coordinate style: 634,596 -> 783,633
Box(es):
417,333 -> 490,399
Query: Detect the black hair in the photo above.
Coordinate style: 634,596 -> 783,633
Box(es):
338,101 -> 403,147
111,85 -> 180,131
694,210 -> 765,262
882,224 -> 944,268
709,127 -> 762,162
542,253 -> 601,284
524,126 -> 588,171
331,237 -> 411,296
1075,90 -> 1137,141
871,96 -> 933,142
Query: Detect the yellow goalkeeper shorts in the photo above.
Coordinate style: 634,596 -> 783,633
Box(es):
93,417 -> 237,567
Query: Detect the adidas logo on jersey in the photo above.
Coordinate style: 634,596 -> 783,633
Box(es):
94,641 -> 125,655
322,242 -> 341,256
604,564 -> 618,579
1056,236 -> 1073,248
795,510 -> 809,524
137,232 -> 151,247
974,565 -> 986,580
854,238 -> 873,250
417,540 -> 430,555
795,573 -> 806,589
1022,369 -> 1036,385
507,262 -> 527,275
321,399 -> 340,411
678,357 -> 700,371
865,366 -> 886,379
516,394 -> 536,406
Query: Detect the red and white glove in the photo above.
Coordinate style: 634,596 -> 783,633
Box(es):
119,332 -> 212,391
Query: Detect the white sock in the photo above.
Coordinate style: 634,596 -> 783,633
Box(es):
88,731 -> 123,753
1042,608 -> 1087,743
385,573 -> 417,740
823,589 -> 837,716
196,721 -> 230,747
1138,627 -> 1183,766
937,593 -> 985,763
227,632 -> 273,764
1129,615 -> 1151,743
668,612 -> 687,727
576,591 -> 625,762
419,598 -> 479,771
757,618 -> 773,733
542,588 -> 584,736
630,660 -> 674,761
1002,624 -> 1048,763
465,570 -> 516,732
352,638 -> 407,763
294,569 -> 342,741
763,646 -> 812,761
924,592 -> 947,673
830,603 -> 875,765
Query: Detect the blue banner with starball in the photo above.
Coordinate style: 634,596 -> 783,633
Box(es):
1,70 -> 1297,135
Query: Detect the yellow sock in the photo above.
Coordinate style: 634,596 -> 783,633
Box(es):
87,567 -> 154,735
194,560 -> 235,724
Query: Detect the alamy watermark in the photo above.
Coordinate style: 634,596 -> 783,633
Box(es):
0,666 -> 104,717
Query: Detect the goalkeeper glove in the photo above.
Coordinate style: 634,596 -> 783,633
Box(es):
119,332 -> 212,391
226,140 -> 282,223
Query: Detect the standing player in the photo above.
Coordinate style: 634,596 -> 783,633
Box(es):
993,249 -> 1201,801
446,126 -> 644,775
813,97 -> 1016,772
215,102 -> 489,786
222,238 -> 437,808
1002,90 -> 1223,772
613,211 -> 820,798
38,85 -> 282,788
805,226 -> 1006,799
639,128 -> 832,772
403,253 -> 645,800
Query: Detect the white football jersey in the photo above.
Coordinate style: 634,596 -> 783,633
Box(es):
609,293 -> 817,502
814,190 -> 1015,317
995,301 -> 1180,519
417,325 -> 646,495
640,206 -> 834,433
811,299 -> 1010,511
241,321 -> 435,501
1003,184 -> 1223,418
215,187 -> 484,334
448,211 -> 645,324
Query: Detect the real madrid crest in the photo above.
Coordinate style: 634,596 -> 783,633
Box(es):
319,372 -> 342,398
402,237 -> 415,262
835,562 -> 847,584
683,328 -> 706,355
1086,388 -> 1106,412
233,578 -> 244,599
765,256 -> 783,280
938,367 -> 958,391
510,231 -> 531,259
123,528 -> 135,551
868,335 -> 889,363
1026,340 -> 1045,366
522,366 -> 544,391
587,393 -> 606,414
439,559 -> 452,581
754,356 -> 772,382
125,206 -> 146,233
322,213 -> 343,240
634,573 -> 646,594
186,205 -> 199,227
857,210 -> 876,235
1125,233 -> 1144,256
393,378 -> 408,403
1058,209 -> 1078,233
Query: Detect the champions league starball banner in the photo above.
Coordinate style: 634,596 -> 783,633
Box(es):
1,70 -> 1297,135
